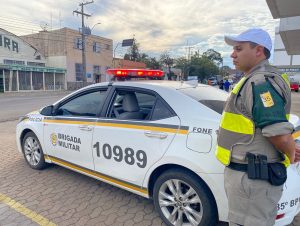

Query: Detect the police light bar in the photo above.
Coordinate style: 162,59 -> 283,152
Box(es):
107,69 -> 164,78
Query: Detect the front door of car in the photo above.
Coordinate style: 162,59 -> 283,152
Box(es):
92,87 -> 181,187
43,89 -> 108,169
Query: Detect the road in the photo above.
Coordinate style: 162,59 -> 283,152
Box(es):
0,91 -> 71,123
0,91 -> 299,226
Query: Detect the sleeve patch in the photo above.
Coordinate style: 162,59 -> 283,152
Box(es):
260,91 -> 274,108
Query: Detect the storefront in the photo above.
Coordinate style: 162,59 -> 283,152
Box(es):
0,28 -> 66,92
0,64 -> 66,92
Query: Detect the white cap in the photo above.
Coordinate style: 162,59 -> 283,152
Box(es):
224,28 -> 272,52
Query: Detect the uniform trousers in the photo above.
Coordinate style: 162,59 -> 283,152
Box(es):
224,167 -> 283,226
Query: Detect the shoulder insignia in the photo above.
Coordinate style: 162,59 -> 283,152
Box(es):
260,91 -> 274,107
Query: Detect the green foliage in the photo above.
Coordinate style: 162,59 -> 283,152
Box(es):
125,42 -> 140,61
202,49 -> 223,67
174,49 -> 222,81
123,40 -> 161,69
141,56 -> 161,69
174,57 -> 188,70
160,52 -> 174,80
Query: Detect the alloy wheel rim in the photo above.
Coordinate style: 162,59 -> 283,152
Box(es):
158,179 -> 203,226
24,137 -> 41,166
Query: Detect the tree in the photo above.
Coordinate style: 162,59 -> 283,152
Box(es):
124,41 -> 140,61
174,51 -> 219,82
174,57 -> 188,70
220,65 -> 231,77
174,57 -> 189,80
160,52 -> 174,80
202,49 -> 223,67
146,57 -> 161,69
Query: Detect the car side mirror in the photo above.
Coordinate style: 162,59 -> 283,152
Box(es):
40,105 -> 54,116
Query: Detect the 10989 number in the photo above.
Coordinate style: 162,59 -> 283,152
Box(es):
93,142 -> 147,168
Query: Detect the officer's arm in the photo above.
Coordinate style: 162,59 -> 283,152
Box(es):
250,79 -> 295,163
267,134 -> 295,163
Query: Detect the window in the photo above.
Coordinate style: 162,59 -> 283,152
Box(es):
4,59 -> 25,65
151,99 -> 174,120
27,62 -> 45,67
93,65 -> 101,74
74,37 -> 82,50
179,86 -> 228,114
93,42 -> 101,53
109,90 -> 156,120
56,90 -> 107,117
105,44 -> 110,50
75,63 -> 83,81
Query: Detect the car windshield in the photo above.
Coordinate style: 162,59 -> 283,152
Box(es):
179,86 -> 228,114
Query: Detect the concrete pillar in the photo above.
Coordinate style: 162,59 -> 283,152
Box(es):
2,70 -> 5,92
30,71 -> 33,91
53,72 -> 56,91
9,70 -> 12,91
64,72 -> 67,90
16,70 -> 19,92
43,72 -> 45,91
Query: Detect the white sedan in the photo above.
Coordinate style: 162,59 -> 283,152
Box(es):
16,80 -> 300,226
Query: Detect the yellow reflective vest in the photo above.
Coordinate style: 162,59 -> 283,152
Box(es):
216,72 -> 291,167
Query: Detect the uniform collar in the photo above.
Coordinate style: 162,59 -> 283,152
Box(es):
246,59 -> 270,76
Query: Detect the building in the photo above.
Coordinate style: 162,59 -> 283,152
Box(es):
266,0 -> 300,55
0,28 -> 66,92
113,58 -> 146,69
266,0 -> 300,79
21,28 -> 113,88
273,27 -> 300,77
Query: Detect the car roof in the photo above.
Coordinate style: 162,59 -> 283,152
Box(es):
54,80 -> 222,106
86,80 -> 210,90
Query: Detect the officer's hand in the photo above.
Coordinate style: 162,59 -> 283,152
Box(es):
294,143 -> 300,163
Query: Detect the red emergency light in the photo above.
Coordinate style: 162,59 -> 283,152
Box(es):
107,69 -> 164,78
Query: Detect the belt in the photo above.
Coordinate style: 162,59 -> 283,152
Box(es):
227,162 -> 248,172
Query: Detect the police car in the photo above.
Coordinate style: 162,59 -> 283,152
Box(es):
16,69 -> 300,226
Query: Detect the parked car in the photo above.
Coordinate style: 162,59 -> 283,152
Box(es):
16,79 -> 300,226
208,78 -> 218,85
290,81 -> 299,92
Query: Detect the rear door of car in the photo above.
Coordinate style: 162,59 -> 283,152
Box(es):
91,86 -> 182,190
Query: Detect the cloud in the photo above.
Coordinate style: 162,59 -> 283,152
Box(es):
0,0 -> 279,66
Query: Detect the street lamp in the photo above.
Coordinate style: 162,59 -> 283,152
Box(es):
113,42 -> 121,68
90,22 -> 101,34
112,39 -> 134,68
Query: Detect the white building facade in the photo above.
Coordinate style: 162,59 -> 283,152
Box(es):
0,28 -> 66,92
274,27 -> 300,79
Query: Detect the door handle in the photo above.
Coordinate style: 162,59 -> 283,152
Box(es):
144,131 -> 168,139
78,125 -> 93,131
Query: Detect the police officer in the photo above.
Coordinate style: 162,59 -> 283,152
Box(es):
216,28 -> 300,226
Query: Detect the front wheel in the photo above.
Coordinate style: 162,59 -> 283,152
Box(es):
22,132 -> 47,170
153,169 -> 218,226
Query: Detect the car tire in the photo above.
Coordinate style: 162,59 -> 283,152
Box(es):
22,132 -> 47,170
153,168 -> 218,226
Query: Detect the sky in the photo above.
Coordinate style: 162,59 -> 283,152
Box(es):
0,0 -> 279,67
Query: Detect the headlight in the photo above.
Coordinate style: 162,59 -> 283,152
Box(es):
18,116 -> 28,123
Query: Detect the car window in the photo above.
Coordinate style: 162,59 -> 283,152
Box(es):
179,86 -> 228,114
151,98 -> 174,120
56,90 -> 107,117
198,100 -> 225,114
109,90 -> 156,120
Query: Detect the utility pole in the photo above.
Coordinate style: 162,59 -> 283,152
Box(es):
73,1 -> 93,82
